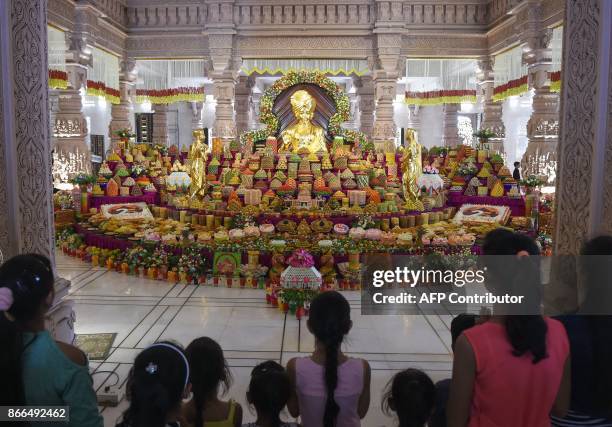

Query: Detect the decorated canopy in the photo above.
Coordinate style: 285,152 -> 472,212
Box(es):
241,58 -> 369,76
405,58 -> 477,106
87,47 -> 120,104
493,45 -> 529,102
135,59 -> 206,104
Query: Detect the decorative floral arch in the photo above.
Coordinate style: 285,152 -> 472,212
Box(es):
240,70 -> 369,147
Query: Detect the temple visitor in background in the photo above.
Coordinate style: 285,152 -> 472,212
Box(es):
513,161 -> 521,181
287,291 -> 371,427
182,337 -> 242,427
0,254 -> 103,427
382,368 -> 436,427
552,235 -> 612,426
447,231 -> 571,426
242,361 -> 298,427
116,342 -> 190,427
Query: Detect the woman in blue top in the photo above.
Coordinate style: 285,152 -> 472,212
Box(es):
0,254 -> 103,427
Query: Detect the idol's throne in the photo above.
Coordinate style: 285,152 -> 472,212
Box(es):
273,83 -> 336,145
240,70 -> 368,153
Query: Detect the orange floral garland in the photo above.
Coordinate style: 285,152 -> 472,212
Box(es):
405,89 -> 476,106
86,80 -> 120,104
135,87 -> 204,104
492,75 -> 529,102
48,69 -> 68,89
550,71 -> 561,93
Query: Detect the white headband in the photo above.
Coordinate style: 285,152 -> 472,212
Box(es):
145,343 -> 190,387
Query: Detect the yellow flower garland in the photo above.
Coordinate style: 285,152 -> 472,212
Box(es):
405,95 -> 477,106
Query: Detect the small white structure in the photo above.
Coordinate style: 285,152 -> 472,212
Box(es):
280,265 -> 322,290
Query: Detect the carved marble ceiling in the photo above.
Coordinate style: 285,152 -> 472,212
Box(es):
47,0 -> 564,63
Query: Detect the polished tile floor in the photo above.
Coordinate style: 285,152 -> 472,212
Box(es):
57,252 -> 454,427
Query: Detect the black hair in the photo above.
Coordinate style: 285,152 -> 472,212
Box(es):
185,337 -> 232,427
382,369 -> 435,427
122,342 -> 188,427
450,314 -> 476,351
580,235 -> 612,418
0,254 -> 54,408
247,361 -> 290,427
307,291 -> 351,427
482,230 -> 547,363
514,161 -> 520,167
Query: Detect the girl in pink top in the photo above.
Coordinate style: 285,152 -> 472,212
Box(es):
287,291 -> 371,427
447,231 -> 571,427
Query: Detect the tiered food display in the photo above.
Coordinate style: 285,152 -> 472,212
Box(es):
56,71 -> 546,313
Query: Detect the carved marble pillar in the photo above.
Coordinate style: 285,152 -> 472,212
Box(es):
212,70 -> 237,146
234,75 -> 252,137
0,0 -> 74,343
152,104 -> 169,146
443,103 -> 460,147
406,105 -> 421,134
51,58 -> 91,184
250,91 -> 262,129
356,76 -> 375,139
554,0 -> 612,253
372,70 -> 397,151
548,0 -> 612,314
477,57 -> 505,153
522,32 -> 560,185
191,101 -> 204,131
110,60 -> 136,150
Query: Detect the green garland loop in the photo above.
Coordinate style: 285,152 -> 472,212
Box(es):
240,70 -> 367,147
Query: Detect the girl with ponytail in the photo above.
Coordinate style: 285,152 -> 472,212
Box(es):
0,254 -> 102,427
382,369 -> 435,427
118,341 -> 190,427
448,231 -> 571,427
243,361 -> 298,427
181,337 -> 242,427
287,291 -> 371,427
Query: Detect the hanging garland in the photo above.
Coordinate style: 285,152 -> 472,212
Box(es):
492,75 -> 529,102
135,87 -> 205,104
405,89 -> 476,106
105,87 -> 120,104
86,80 -> 120,104
48,69 -> 68,89
243,66 -> 368,77
241,70 -> 367,146
549,71 -> 561,93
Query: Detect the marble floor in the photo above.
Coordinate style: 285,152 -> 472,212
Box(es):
57,252 -> 454,427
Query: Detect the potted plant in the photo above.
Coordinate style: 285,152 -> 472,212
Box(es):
520,174 -> 545,195
115,128 -> 135,144
473,128 -> 496,147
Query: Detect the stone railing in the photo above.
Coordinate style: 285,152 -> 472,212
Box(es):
91,0 -> 128,28
124,1 -> 490,31
126,3 -> 207,28
487,0 -> 525,25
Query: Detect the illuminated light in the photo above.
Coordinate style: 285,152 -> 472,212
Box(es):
55,183 -> 74,191
508,96 -> 519,108
540,186 -> 556,194
141,101 -> 152,112
97,96 -> 107,108
461,102 -> 474,112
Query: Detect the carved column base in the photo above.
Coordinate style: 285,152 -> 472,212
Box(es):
522,137 -> 558,184
52,89 -> 91,184
152,104 -> 169,146
443,104 -> 460,147
481,100 -> 505,153
110,102 -> 133,150
212,72 -> 237,147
